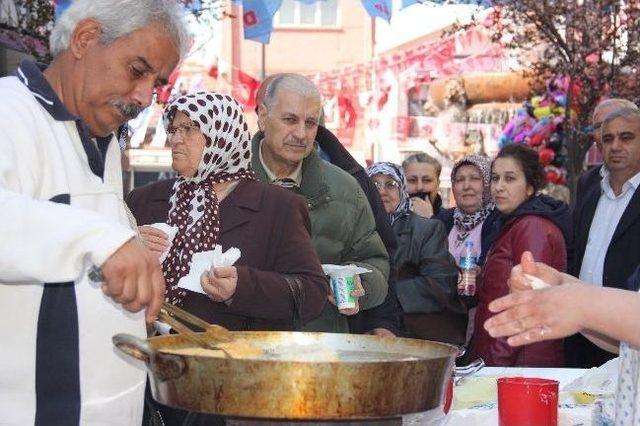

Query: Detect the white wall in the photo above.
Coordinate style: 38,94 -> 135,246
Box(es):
374,1 -> 480,54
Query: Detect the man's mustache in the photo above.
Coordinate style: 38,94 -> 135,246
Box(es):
110,99 -> 145,121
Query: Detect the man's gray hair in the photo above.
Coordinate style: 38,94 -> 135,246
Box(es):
593,98 -> 638,122
49,0 -> 190,58
600,107 -> 640,132
263,74 -> 321,111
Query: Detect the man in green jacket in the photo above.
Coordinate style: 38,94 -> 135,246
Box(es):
252,73 -> 389,333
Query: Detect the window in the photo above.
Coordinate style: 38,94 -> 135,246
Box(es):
275,0 -> 339,27
407,84 -> 430,117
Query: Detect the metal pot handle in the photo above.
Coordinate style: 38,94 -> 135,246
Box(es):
113,333 -> 154,364
113,333 -> 187,382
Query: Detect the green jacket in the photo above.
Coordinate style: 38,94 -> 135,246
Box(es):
251,134 -> 389,332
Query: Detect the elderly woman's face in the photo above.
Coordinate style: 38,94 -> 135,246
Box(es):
453,164 -> 484,214
168,112 -> 206,178
372,173 -> 401,214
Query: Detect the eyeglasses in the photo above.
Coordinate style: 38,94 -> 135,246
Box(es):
167,123 -> 200,139
373,180 -> 400,191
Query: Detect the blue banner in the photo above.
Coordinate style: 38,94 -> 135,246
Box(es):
403,0 -> 492,6
185,0 -> 202,12
242,0 -> 283,44
53,0 -> 72,19
360,0 -> 393,23
401,0 -> 419,8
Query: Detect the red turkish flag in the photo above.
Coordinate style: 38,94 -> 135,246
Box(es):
157,68 -> 180,104
231,69 -> 261,111
208,64 -> 218,79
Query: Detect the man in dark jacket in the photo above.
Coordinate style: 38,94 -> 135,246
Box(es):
255,75 -> 401,335
253,73 -> 389,333
569,100 -> 640,368
315,126 -> 402,336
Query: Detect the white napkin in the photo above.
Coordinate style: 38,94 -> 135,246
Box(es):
321,264 -> 371,277
147,222 -> 178,262
177,245 -> 241,295
562,357 -> 619,397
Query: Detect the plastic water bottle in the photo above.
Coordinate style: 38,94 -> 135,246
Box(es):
458,241 -> 479,296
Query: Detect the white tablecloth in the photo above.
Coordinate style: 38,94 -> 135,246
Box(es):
444,367 -> 595,426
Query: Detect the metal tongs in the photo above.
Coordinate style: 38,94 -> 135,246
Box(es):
454,358 -> 485,385
88,266 -> 234,355
158,302 -> 234,356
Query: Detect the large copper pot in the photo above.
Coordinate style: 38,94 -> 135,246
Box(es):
113,331 -> 457,420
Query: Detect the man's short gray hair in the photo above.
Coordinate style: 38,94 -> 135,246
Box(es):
601,107 -> 640,132
593,98 -> 638,122
263,74 -> 321,111
49,0 -> 190,59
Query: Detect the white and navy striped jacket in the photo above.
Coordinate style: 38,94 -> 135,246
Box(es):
0,61 -> 145,426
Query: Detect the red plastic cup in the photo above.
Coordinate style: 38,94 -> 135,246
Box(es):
497,377 -> 559,426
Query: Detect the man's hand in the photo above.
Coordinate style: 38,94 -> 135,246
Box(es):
410,196 -> 433,218
328,274 -> 366,316
509,251 -> 579,293
138,226 -> 169,261
201,266 -> 238,303
100,238 -> 166,323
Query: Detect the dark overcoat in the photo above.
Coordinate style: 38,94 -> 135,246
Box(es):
126,178 -> 329,331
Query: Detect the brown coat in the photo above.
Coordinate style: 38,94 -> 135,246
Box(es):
126,178 -> 328,331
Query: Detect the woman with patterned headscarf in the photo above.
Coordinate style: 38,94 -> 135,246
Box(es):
128,92 -> 329,424
366,162 -> 465,345
434,154 -> 498,266
128,92 -> 327,329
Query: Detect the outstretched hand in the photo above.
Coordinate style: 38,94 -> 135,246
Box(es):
485,252 -> 586,346
484,282 -> 586,346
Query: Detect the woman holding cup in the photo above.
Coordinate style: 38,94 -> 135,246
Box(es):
367,162 -> 463,344
127,92 -> 328,332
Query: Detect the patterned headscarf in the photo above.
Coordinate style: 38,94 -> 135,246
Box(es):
450,154 -> 495,244
162,92 -> 256,305
366,161 -> 411,224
